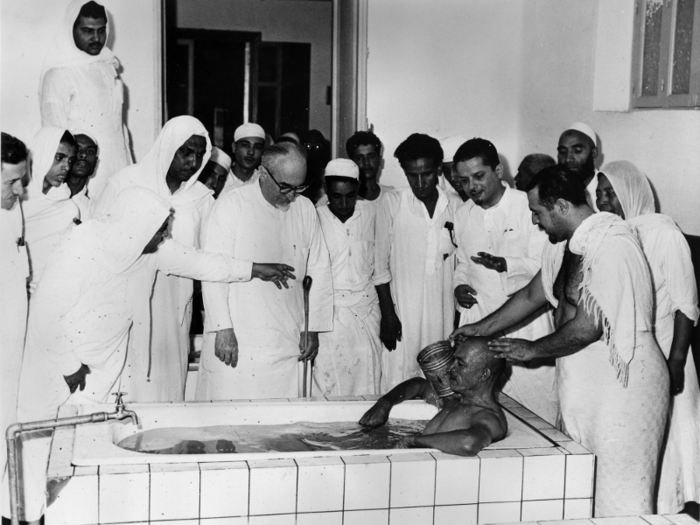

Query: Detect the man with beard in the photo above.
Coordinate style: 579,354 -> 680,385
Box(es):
452,166 -> 669,516
557,122 -> 599,209
220,123 -> 266,196
452,138 -> 556,424
66,131 -> 99,220
375,133 -> 459,390
346,131 -> 393,204
39,1 -> 133,200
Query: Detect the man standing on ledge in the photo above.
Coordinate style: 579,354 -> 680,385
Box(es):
39,0 -> 132,200
452,166 -> 669,517
197,142 -> 333,400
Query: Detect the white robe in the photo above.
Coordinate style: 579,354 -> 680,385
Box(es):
23,127 -> 79,293
96,116 -> 214,402
375,187 -> 458,391
0,204 -> 29,520
196,180 -> 334,400
39,0 -> 132,200
453,184 -> 557,424
315,201 -> 383,396
14,187 -> 252,521
71,184 -> 93,222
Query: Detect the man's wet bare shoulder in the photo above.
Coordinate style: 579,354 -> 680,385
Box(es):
422,398 -> 507,443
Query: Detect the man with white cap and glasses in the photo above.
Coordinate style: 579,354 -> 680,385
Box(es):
197,141 -> 333,400
557,122 -> 599,209
314,159 -> 384,396
221,122 -> 266,195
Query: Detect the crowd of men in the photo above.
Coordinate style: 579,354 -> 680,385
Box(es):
1,1 -> 698,523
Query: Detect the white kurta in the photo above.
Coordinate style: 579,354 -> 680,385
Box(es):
0,205 -> 29,519
632,215 -> 700,513
453,184 -> 557,424
197,181 -> 334,400
220,168 -> 258,197
15,188 -> 252,521
96,116 -> 214,402
71,185 -> 93,222
315,201 -> 383,396
375,187 -> 458,391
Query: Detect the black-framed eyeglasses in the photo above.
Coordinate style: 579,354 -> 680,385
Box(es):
263,166 -> 308,195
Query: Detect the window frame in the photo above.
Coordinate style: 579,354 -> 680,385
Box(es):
631,0 -> 700,109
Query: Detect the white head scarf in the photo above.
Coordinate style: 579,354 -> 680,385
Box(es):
27,127 -> 73,203
598,160 -> 655,220
39,0 -> 118,93
94,186 -> 170,274
71,128 -> 100,153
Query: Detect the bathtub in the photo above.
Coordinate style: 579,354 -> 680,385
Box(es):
45,394 -> 596,525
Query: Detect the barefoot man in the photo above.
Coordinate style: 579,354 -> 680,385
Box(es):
360,337 -> 507,456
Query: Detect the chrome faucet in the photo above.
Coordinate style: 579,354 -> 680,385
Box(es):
109,392 -> 139,426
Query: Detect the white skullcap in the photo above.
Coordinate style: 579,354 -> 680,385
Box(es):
324,158 -> 359,180
440,135 -> 467,163
209,147 -> 232,170
234,123 -> 265,143
565,122 -> 597,147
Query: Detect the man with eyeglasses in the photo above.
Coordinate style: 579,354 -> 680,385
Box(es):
66,131 -> 99,220
197,142 -> 334,400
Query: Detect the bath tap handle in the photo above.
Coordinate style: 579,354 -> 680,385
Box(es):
112,392 -> 128,409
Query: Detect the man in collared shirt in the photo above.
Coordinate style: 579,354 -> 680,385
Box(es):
453,138 -> 557,424
315,159 -> 383,395
375,133 -> 459,391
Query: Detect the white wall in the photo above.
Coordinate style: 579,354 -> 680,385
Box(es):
367,0 -> 700,235
176,0 -> 332,138
0,0 -> 162,162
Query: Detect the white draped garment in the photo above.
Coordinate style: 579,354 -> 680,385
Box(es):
453,183 -> 558,424
39,0 -> 132,200
96,116 -> 214,402
196,180 -> 334,400
600,161 -> 699,513
314,201 -> 383,396
375,186 -> 458,391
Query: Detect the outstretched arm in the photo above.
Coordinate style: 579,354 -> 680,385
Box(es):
359,378 -> 431,428
452,270 -> 548,340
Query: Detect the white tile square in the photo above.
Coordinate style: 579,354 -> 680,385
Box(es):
389,452 -> 436,508
296,511 -> 343,525
296,456 -> 345,513
478,454 -> 523,503
560,441 -> 592,454
521,499 -> 563,521
200,461 -> 250,518
343,455 -> 391,510
546,520 -> 594,525
432,452 -> 480,505
592,518 -> 649,525
522,454 -> 565,500
389,506 -> 434,525
477,501 -> 521,524
150,463 -> 200,521
249,514 -> 297,525
564,498 -> 593,519
99,464 -> 150,524
565,454 -> 595,498
249,458 -> 297,515
200,518 -> 248,525
45,468 -> 98,525
344,509 -> 390,525
153,521 -> 198,525
434,504 -> 478,525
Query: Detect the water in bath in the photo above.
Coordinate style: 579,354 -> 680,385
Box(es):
117,419 -> 428,455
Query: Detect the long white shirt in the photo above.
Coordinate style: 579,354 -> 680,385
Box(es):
453,183 -> 557,423
197,181 -> 334,400
39,0 -> 132,200
375,186 -> 458,391
315,201 -> 383,395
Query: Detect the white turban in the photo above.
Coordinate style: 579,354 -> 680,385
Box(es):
565,122 -> 597,147
209,147 -> 232,171
234,123 -> 265,143
324,158 -> 359,180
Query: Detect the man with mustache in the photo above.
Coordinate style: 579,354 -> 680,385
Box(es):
220,123 -> 266,196
452,138 -> 557,424
557,122 -> 599,210
66,131 -> 99,220
39,1 -> 133,200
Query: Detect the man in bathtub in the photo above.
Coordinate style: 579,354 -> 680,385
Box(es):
359,337 -> 507,456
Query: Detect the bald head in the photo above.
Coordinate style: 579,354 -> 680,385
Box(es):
259,142 -> 307,210
450,337 -> 505,393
